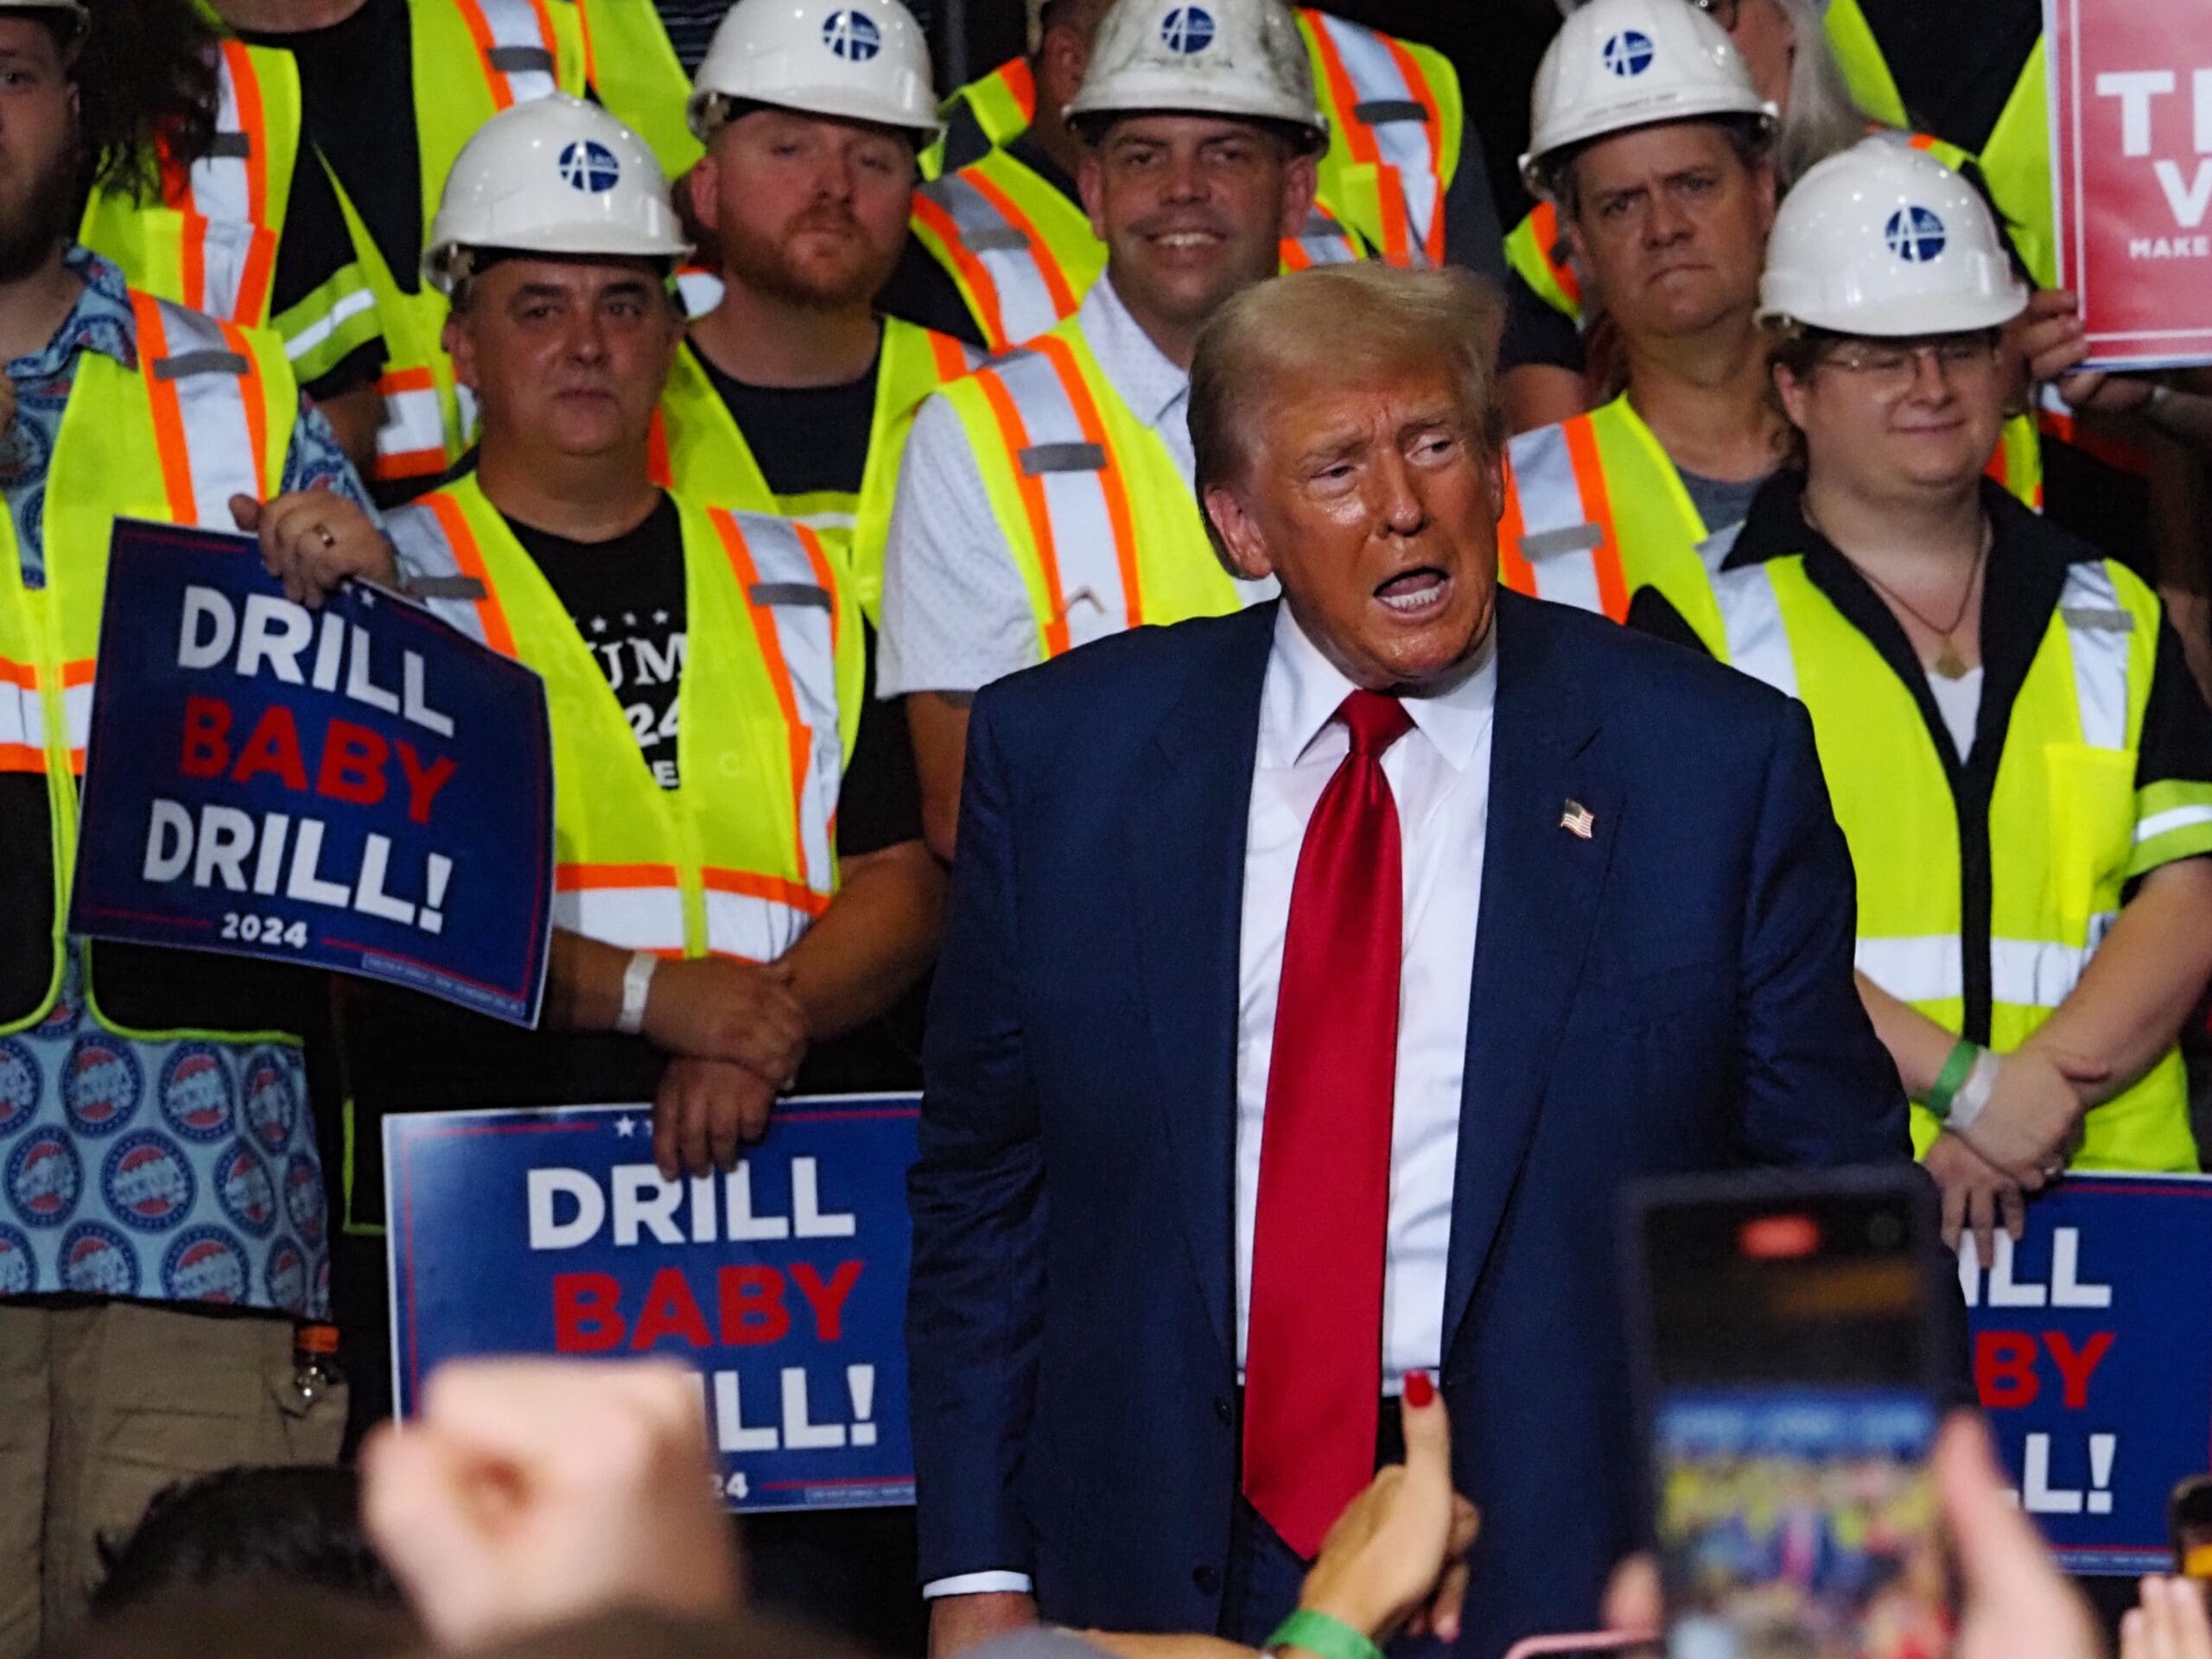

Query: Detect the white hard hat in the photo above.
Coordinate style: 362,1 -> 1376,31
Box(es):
1064,0 -> 1325,149
423,95 -> 691,295
0,0 -> 86,35
689,0 -> 940,144
1759,136 -> 2029,334
1522,0 -> 1776,193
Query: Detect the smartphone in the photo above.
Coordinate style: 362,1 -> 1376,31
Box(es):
1625,1169 -> 1952,1659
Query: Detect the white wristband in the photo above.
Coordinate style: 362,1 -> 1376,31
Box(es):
1949,1049 -> 2002,1135
615,950 -> 658,1036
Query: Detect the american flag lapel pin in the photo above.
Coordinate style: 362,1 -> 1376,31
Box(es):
1560,798 -> 1595,839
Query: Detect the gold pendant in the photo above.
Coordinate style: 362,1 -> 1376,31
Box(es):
1932,642 -> 1969,680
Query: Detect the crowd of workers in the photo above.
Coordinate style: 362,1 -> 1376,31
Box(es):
3,0 -> 2212,1651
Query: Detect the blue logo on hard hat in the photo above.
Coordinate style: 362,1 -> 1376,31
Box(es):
558,139 -> 621,194
823,10 -> 882,60
1160,5 -> 1216,53
1603,30 -> 1656,77
1885,205 -> 1947,263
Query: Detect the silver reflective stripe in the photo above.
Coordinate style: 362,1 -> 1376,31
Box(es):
2136,804 -> 2212,845
1519,523 -> 1601,561
1309,12 -> 1443,260
1695,522 -> 1744,570
1855,935 -> 1962,1003
1020,442 -> 1105,475
919,172 -> 1066,347
154,349 -> 251,381
147,297 -> 264,524
183,48 -> 256,321
1989,936 -> 2097,1009
1506,422 -> 1605,614
385,503 -> 489,643
2059,562 -> 2130,750
1293,207 -> 1363,265
748,582 -> 830,610
988,346 -> 1131,648
730,510 -> 843,908
1710,564 -> 1797,698
473,0 -> 558,104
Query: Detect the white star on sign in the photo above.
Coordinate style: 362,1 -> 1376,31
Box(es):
613,1116 -> 639,1137
358,588 -> 377,607
623,611 -> 637,626
652,609 -> 669,624
589,616 -> 607,633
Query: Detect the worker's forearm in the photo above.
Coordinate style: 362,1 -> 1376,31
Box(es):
545,927 -> 632,1033
2021,859 -> 2212,1103
1855,970 -> 1962,1100
781,841 -> 948,1041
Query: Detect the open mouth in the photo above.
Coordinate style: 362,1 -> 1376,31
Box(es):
1148,228 -> 1225,252
1374,567 -> 1452,619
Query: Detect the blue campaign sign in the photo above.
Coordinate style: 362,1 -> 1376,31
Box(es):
1959,1172 -> 2212,1574
386,1096 -> 918,1511
69,519 -> 552,1026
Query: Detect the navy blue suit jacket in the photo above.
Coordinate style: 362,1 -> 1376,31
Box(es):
906,591 -> 1912,1657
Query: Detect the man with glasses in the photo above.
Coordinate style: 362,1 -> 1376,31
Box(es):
1492,0 -> 1783,644
1637,139 -> 2212,1238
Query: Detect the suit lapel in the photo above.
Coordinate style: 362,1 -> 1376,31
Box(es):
1441,593 -> 1622,1358
1125,603 -> 1276,1364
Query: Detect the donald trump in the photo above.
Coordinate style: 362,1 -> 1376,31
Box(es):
906,263 -> 1911,1657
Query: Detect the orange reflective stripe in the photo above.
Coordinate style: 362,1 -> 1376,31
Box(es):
218,318 -> 271,500
1304,13 -> 1408,265
131,292 -> 199,523
0,658 -> 38,774
559,862 -> 681,889
1001,58 -> 1037,126
964,168 -> 1079,317
927,328 -> 971,382
795,521 -> 840,661
1560,417 -> 1629,620
702,868 -> 831,917
455,0 -> 516,110
973,366 -> 1072,656
425,493 -> 519,657
1384,35 -> 1446,265
1497,454 -> 1535,594
646,408 -> 672,487
1533,200 -> 1582,308
712,512 -> 813,874
1909,131 -> 1937,151
1033,334 -> 1141,629
1279,238 -> 1313,271
912,190 -> 1009,352
224,42 -> 276,325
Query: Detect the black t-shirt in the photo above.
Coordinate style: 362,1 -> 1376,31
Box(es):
243,0 -> 423,298
512,496 -> 690,789
650,0 -> 732,76
1853,0 -> 2040,161
261,109 -> 383,399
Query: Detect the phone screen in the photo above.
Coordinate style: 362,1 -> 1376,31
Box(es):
1630,1173 -> 1951,1659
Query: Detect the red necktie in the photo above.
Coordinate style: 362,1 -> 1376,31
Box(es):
1243,688 -> 1413,1560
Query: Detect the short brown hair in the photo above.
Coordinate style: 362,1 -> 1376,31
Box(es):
1190,262 -> 1505,505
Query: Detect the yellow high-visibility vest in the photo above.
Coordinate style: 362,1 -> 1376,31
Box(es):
574,0 -> 703,181
920,56 -> 1035,181
936,316 -> 1243,659
0,294 -> 300,1039
1708,546 -> 2208,1170
385,476 -> 861,962
650,319 -> 981,622
78,38 -> 379,387
332,0 -> 588,488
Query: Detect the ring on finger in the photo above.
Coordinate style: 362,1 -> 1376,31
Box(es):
314,524 -> 335,550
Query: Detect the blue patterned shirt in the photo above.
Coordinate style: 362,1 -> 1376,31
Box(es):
0,247 -> 370,1314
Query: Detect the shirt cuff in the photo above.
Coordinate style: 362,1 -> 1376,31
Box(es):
922,1572 -> 1036,1599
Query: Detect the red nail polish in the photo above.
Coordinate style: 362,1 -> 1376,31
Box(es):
1404,1370 -> 1435,1408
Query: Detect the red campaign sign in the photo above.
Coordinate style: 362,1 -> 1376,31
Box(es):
2047,0 -> 2212,365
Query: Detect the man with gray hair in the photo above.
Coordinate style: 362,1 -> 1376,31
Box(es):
906,260 -> 1912,1657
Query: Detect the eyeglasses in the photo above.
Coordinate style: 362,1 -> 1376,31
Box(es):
1684,0 -> 1742,30
1814,336 -> 2000,395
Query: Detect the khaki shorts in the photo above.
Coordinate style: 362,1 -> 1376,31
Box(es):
0,1297 -> 347,1659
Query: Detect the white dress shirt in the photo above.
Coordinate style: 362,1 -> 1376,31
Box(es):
877,275 -> 1274,699
925,607 -> 1495,1602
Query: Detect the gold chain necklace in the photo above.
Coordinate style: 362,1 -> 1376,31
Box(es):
1806,502 -> 1991,681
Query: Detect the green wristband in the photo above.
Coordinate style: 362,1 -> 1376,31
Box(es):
1267,1610 -> 1384,1659
1924,1038 -> 1984,1122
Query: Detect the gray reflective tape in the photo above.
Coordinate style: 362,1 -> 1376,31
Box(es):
1020,442 -> 1106,476
963,226 -> 1033,253
749,582 -> 831,611
1353,99 -> 1427,127
207,131 -> 254,160
1520,522 -> 1604,561
486,44 -> 555,73
154,349 -> 251,381
2062,606 -> 2133,632
408,575 -> 486,601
